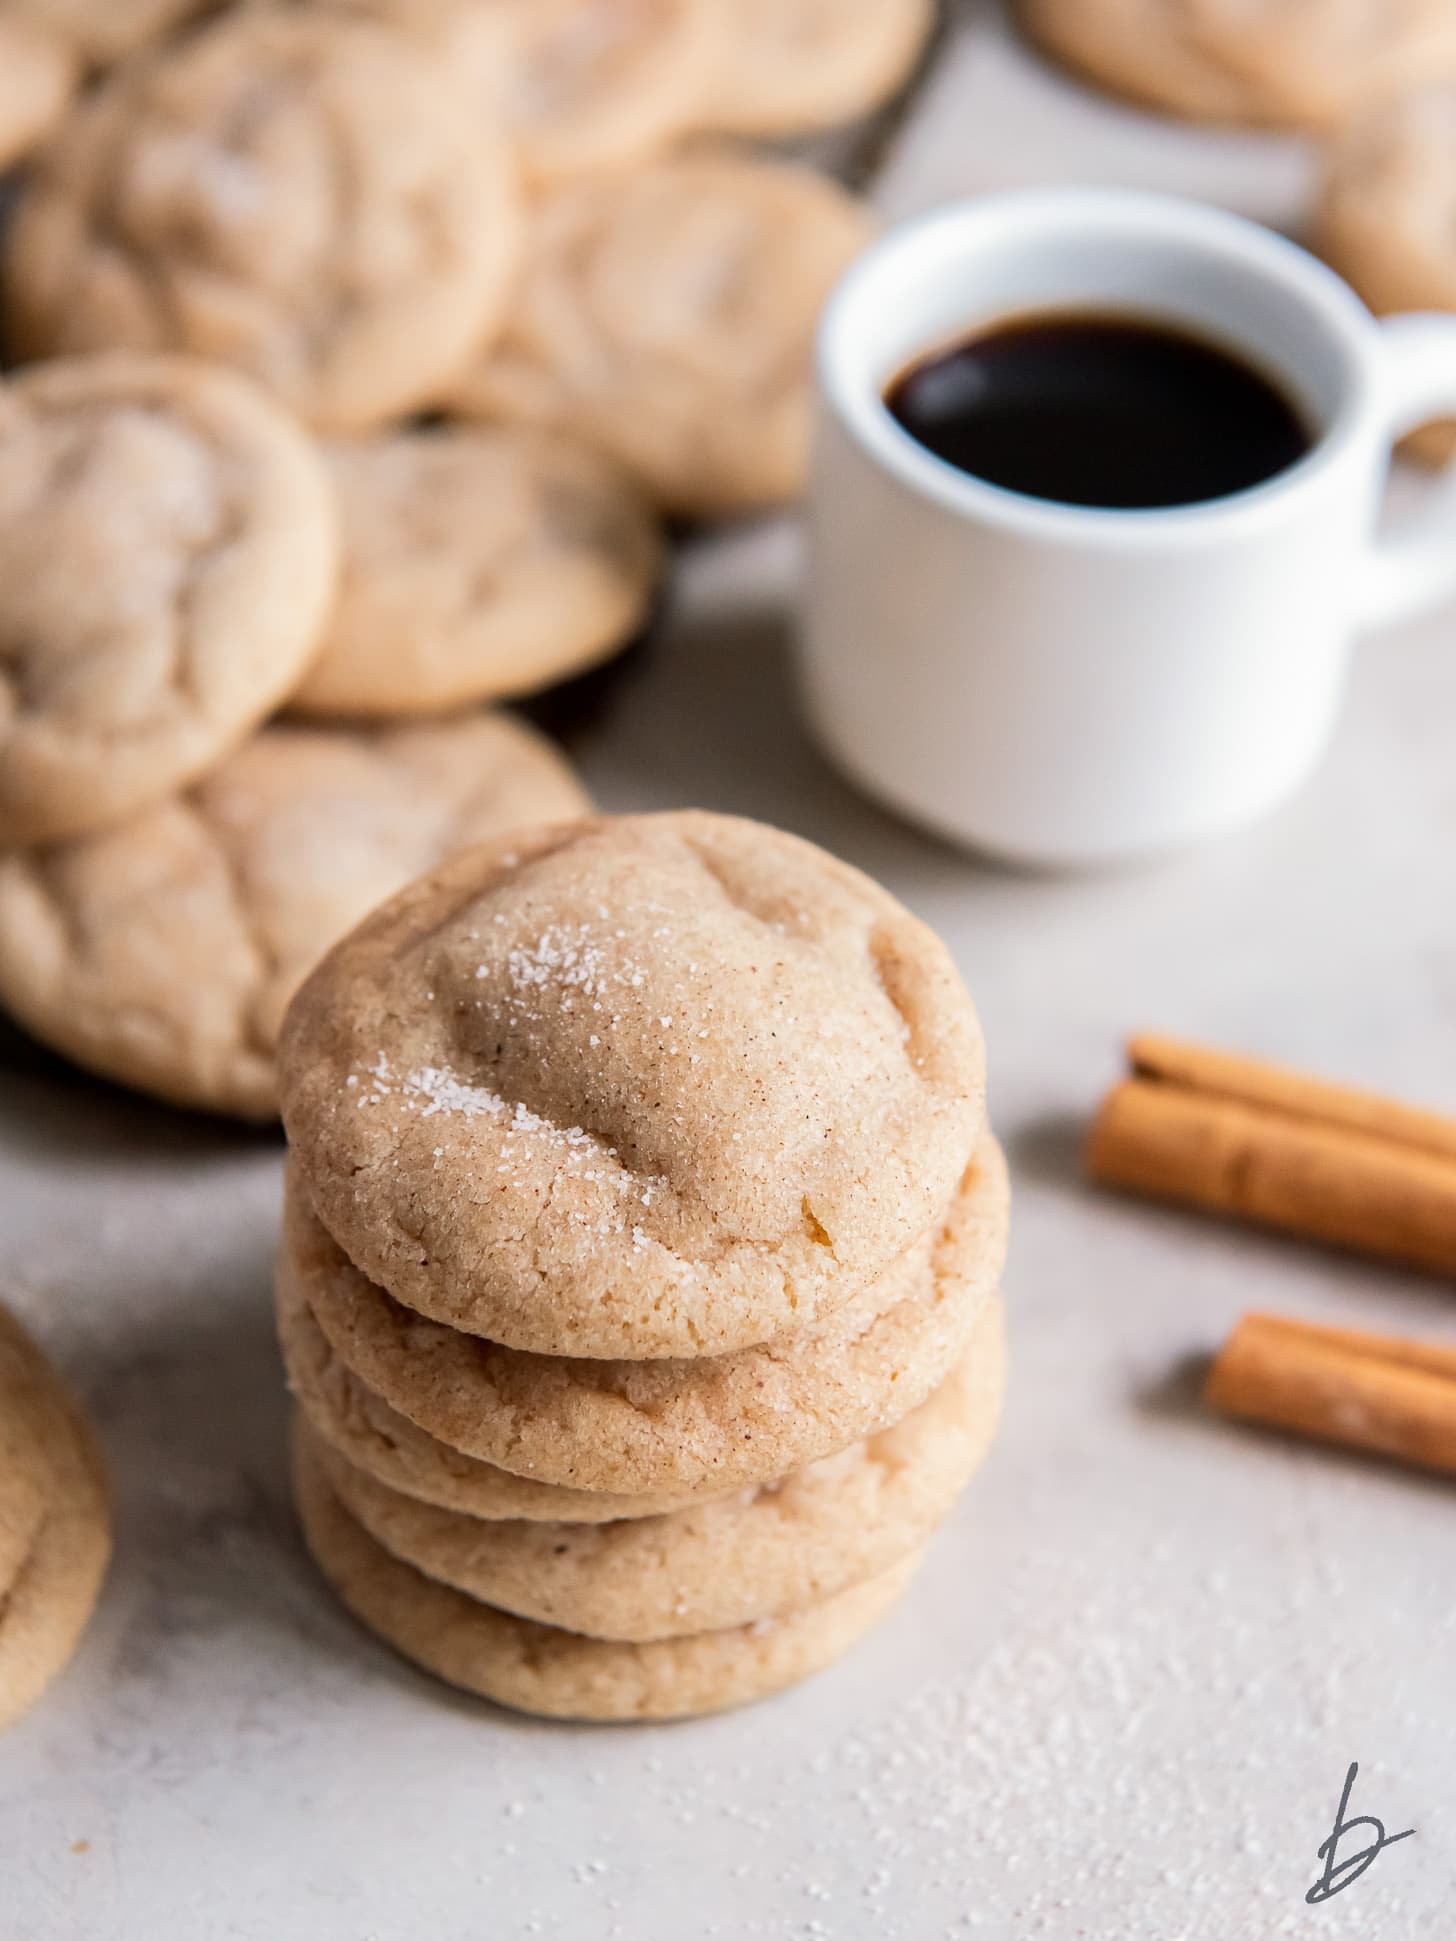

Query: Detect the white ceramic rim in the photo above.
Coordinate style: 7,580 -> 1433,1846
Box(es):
817,188 -> 1380,552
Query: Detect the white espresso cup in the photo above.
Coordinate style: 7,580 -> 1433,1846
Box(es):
801,189 -> 1456,867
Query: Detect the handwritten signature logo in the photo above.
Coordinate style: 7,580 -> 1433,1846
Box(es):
1306,1762 -> 1414,1906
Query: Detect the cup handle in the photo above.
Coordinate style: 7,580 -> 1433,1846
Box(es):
1363,313 -> 1456,630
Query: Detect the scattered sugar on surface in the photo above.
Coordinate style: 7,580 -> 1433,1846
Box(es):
500,1509 -> 1443,1941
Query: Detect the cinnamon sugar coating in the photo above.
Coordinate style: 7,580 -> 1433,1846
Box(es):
278,812 -> 986,1360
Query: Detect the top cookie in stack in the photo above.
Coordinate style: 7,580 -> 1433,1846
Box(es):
279,810 -> 985,1361
276,812 -> 1005,1719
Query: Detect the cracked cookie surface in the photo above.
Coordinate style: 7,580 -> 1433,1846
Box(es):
278,811 -> 986,1359
308,1294 -> 1004,1641
0,713 -> 588,1120
445,154 -> 873,517
1019,0 -> 1456,129
6,10 -> 522,432
276,1139 -> 1007,1494
292,425 -> 662,717
0,352 -> 337,847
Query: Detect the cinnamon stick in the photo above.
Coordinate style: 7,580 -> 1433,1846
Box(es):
1086,1037 -> 1456,1277
1206,1311 -> 1456,1476
1129,1034 -> 1456,1162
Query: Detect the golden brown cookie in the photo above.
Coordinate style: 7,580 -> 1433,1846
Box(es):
445,155 -> 873,517
6,11 -> 522,434
0,353 -> 337,848
0,1430 -> 46,1607
277,1137 -> 1008,1496
278,812 -> 986,1360
278,1280 -> 711,1522
337,0 -> 718,185
308,1296 -> 1004,1641
1317,87 -> 1456,465
1319,88 -> 1456,314
702,0 -> 934,137
290,426 -> 662,718
0,713 -> 588,1120
0,1306 -> 111,1733
1019,0 -> 1456,130
295,1428 -> 921,1721
0,18 -> 77,169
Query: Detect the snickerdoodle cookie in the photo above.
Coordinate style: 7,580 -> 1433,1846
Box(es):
0,1306 -> 110,1732
295,1428 -> 920,1720
1317,87 -> 1456,464
703,0 -> 934,137
1319,86 -> 1456,318
278,1284 -> 712,1522
445,155 -> 873,517
0,1430 -> 46,1609
0,713 -> 588,1120
1019,0 -> 1456,130
278,1137 -> 1008,1495
290,426 -> 662,718
307,1296 -> 1004,1641
0,354 -> 337,848
0,19 -> 77,170
337,0 -> 718,184
5,11 -> 522,433
278,812 -> 986,1360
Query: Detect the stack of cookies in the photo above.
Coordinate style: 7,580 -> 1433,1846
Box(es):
275,810 -> 1010,1721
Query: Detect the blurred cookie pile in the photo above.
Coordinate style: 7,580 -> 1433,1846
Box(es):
274,810 -> 1008,1718
0,0 -> 920,1117
0,345 -> 598,1116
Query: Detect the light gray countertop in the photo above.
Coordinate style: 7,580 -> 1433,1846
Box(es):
3,9 -> 1453,1937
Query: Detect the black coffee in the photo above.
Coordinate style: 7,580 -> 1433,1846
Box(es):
884,311 -> 1311,510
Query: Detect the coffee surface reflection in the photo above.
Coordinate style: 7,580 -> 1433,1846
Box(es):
884,312 -> 1312,510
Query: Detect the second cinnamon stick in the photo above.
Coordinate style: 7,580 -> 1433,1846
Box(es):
1088,1073 -> 1456,1277
1206,1312 -> 1456,1476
